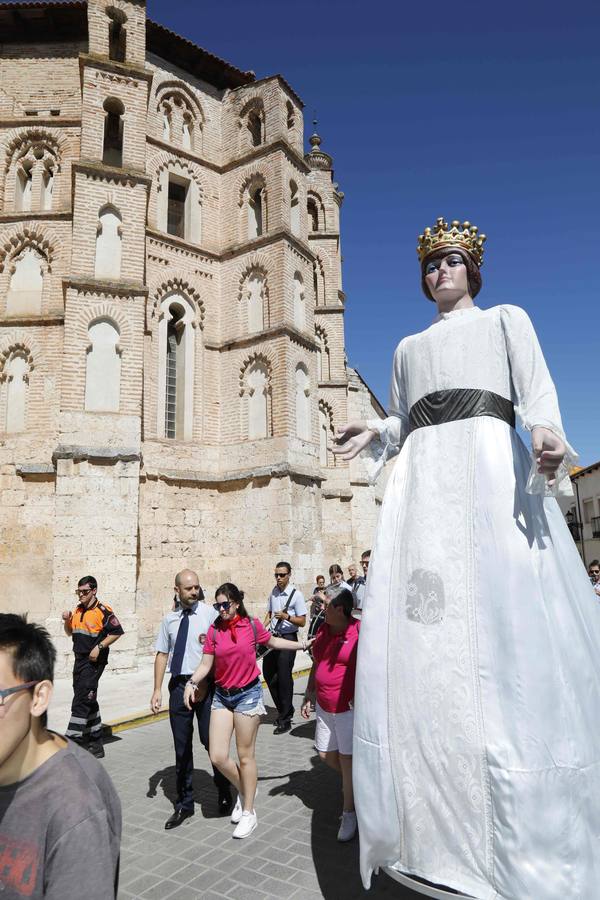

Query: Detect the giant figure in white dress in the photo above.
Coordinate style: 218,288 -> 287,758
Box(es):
334,218 -> 600,900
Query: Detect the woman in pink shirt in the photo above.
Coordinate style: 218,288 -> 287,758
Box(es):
301,585 -> 360,842
183,582 -> 308,839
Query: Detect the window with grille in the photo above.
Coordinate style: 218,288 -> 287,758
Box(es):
167,179 -> 187,239
165,308 -> 184,438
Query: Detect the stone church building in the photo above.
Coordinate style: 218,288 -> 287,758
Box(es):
0,0 -> 386,670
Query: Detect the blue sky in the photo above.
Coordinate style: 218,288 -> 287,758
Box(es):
154,1 -> 599,462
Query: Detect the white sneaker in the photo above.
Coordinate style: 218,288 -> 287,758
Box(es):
230,786 -> 258,824
230,793 -> 243,824
337,810 -> 358,842
232,810 -> 257,839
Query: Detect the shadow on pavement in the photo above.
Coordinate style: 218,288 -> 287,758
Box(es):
268,755 -> 423,899
146,765 -> 226,819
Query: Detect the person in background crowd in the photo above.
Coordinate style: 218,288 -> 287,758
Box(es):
302,586 -> 360,842
588,559 -> 600,597
151,569 -> 232,830
184,583 -> 310,839
329,563 -> 352,592
263,561 -> 307,734
62,575 -> 124,758
0,614 -> 121,899
352,550 -> 371,611
347,564 -> 359,587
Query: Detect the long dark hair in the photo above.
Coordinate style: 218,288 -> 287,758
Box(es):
329,564 -> 343,578
214,582 -> 250,619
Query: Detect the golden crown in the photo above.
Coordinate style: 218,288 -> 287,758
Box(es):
417,217 -> 486,267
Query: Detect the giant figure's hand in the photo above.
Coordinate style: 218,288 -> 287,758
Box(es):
532,426 -> 566,487
332,421 -> 377,462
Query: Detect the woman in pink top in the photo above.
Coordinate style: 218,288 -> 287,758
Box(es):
183,583 -> 308,839
301,586 -> 360,842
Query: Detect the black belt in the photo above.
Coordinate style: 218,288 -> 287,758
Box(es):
216,676 -> 260,698
408,388 -> 515,433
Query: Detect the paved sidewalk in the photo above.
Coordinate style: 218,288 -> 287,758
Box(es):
95,676 -> 420,900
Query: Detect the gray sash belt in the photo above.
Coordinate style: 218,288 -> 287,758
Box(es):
408,388 -> 515,433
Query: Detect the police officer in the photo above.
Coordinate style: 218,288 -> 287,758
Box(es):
62,575 -> 124,758
151,568 -> 232,829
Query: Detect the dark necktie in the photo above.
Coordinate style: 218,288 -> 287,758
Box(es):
170,608 -> 192,677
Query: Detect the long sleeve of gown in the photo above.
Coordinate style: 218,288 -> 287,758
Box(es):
500,304 -> 577,497
364,341 -> 409,483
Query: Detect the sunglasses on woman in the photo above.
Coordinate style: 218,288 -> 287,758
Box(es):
213,600 -> 231,611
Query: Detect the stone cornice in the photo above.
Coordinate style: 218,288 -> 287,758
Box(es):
206,324 -> 318,353
146,228 -> 219,263
73,160 -> 152,187
308,232 -> 340,241
222,229 -> 314,264
0,315 -> 64,326
78,52 -> 153,88
16,463 -> 55,479
318,381 -> 348,390
64,277 -> 148,298
143,460 -> 325,487
145,135 -> 221,173
0,211 -> 72,225
314,305 -> 345,315
222,139 -> 310,176
0,118 -> 81,129
53,445 -> 141,463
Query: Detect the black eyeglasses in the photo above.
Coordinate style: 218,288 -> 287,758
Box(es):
213,601 -> 231,611
274,573 -> 288,579
0,681 -> 40,715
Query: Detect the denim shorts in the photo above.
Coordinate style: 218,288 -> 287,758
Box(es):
212,681 -> 266,717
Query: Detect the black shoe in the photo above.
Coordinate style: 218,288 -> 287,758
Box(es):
165,808 -> 194,830
88,742 -> 105,759
273,721 -> 292,735
218,791 -> 234,816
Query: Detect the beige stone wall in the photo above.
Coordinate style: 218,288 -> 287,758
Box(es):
0,0 -> 387,673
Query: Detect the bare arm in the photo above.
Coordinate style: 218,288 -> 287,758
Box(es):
267,634 -> 312,652
301,662 -> 317,718
183,654 -> 215,710
150,652 -> 168,714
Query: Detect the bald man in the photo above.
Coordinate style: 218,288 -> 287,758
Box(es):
151,569 -> 232,829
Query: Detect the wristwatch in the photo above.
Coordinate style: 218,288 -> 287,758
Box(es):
97,642 -> 104,651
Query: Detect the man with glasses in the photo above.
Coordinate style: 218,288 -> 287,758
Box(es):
589,560 -> 600,598
263,561 -> 307,734
352,549 -> 371,611
0,613 -> 121,898
62,575 -> 124,758
150,568 -> 232,829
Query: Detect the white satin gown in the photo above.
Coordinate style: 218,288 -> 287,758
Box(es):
354,304 -> 600,900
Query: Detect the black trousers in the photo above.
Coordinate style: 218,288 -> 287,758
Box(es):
262,631 -> 298,724
168,676 -> 230,811
65,656 -> 107,745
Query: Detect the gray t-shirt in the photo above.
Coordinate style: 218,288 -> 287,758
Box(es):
0,738 -> 121,899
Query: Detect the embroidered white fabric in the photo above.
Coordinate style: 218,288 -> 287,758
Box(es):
354,305 -> 600,899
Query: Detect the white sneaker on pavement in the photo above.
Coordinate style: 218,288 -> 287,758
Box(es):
232,810 -> 257,839
230,786 -> 258,824
337,810 -> 358,842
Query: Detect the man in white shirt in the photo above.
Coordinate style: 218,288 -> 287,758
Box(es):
352,549 -> 371,611
150,569 -> 232,828
263,561 -> 307,734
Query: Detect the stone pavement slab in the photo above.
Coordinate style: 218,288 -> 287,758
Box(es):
95,676 -> 422,899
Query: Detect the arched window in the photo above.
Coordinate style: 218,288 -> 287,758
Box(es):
295,365 -> 311,440
247,110 -> 263,147
318,402 -> 334,467
313,258 -> 326,306
315,327 -> 331,382
16,162 -> 33,212
290,180 -> 300,236
85,319 -> 121,412
286,101 -> 295,129
7,247 -> 44,316
157,294 -> 195,441
293,273 -> 304,331
3,354 -> 29,433
245,271 -> 267,334
102,98 -> 124,167
157,89 -> 203,153
307,198 -> 319,232
182,112 -> 193,151
248,187 -> 263,239
94,206 -> 122,280
244,360 -> 270,439
107,7 -> 127,62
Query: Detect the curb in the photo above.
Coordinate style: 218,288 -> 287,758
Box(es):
104,667 -> 312,735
